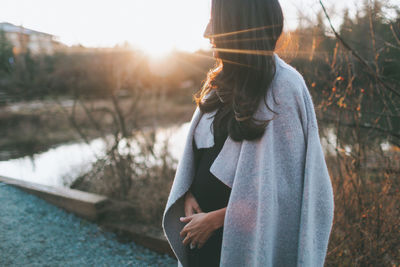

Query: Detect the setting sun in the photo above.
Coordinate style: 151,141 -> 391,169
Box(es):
124,1 -> 212,56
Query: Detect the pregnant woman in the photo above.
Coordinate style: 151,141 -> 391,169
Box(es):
162,0 -> 335,266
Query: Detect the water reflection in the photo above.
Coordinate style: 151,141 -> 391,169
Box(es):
0,122 -> 190,188
0,139 -> 106,187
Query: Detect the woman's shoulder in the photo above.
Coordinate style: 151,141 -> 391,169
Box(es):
270,53 -> 319,129
272,53 -> 308,99
255,54 -> 316,127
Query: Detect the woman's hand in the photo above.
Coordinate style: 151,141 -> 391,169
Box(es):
179,212 -> 216,249
179,207 -> 227,249
184,190 -> 202,217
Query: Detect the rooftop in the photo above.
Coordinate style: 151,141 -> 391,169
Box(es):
0,22 -> 54,37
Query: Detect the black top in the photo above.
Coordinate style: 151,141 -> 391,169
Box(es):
187,107 -> 232,267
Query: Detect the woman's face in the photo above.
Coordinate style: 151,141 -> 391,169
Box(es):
203,19 -> 212,39
204,19 -> 218,58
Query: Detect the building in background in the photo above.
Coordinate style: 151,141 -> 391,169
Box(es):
0,22 -> 65,54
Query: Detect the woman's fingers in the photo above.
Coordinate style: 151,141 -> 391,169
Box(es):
180,224 -> 188,237
180,215 -> 194,223
185,192 -> 202,214
197,241 -> 204,249
182,232 -> 192,246
185,192 -> 202,216
185,207 -> 193,217
194,205 -> 202,213
191,196 -> 202,213
185,233 -> 200,248
179,218 -> 193,237
191,206 -> 198,215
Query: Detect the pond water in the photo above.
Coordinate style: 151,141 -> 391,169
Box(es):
0,122 -> 190,188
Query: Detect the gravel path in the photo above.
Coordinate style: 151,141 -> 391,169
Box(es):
0,182 -> 177,267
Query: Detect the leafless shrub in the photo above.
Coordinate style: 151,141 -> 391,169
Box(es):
282,1 -> 400,265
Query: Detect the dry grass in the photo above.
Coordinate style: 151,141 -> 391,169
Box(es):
71,130 -> 177,228
325,149 -> 400,266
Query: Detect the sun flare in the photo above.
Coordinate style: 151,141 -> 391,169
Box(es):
142,43 -> 175,59
124,1 -> 211,57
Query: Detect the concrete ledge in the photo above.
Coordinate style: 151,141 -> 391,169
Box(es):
100,222 -> 175,258
0,175 -> 110,221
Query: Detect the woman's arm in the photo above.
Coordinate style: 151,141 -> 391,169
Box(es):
206,207 -> 227,231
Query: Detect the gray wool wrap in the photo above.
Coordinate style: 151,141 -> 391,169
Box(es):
162,53 -> 335,267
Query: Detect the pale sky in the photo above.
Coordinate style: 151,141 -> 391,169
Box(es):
1,0 -> 398,56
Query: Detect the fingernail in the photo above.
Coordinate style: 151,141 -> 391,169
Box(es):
180,217 -> 184,221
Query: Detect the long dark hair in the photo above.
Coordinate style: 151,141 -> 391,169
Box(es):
194,0 -> 284,141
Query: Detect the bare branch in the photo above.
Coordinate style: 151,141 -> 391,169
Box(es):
319,0 -> 400,98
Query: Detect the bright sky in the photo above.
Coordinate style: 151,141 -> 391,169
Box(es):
1,0 -> 398,56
